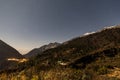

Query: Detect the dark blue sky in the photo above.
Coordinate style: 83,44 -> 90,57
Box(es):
0,0 -> 120,54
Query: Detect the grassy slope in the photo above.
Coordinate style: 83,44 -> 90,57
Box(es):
1,26 -> 120,80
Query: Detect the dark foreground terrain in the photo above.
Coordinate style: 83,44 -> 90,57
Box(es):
1,26 -> 120,80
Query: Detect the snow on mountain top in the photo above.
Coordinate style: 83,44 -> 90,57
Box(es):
83,31 -> 96,36
82,25 -> 118,37
63,25 -> 120,45
103,25 -> 116,29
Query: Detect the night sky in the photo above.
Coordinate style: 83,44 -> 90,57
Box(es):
0,0 -> 120,54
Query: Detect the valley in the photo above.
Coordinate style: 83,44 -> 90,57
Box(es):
0,26 -> 120,80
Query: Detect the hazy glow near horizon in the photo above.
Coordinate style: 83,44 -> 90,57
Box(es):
0,0 -> 120,54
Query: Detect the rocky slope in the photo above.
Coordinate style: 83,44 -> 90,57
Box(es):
1,25 -> 120,80
24,42 -> 60,58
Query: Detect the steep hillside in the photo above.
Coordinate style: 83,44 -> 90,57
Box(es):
0,40 -> 23,70
37,25 -> 120,63
1,25 -> 120,80
24,42 -> 60,58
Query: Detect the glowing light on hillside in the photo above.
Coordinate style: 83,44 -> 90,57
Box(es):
7,58 -> 28,63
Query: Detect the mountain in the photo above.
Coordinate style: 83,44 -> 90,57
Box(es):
0,40 -> 23,69
24,42 -> 60,57
1,25 -> 120,80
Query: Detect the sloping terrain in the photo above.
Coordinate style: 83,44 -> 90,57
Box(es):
24,42 -> 60,58
1,25 -> 120,80
0,40 -> 23,70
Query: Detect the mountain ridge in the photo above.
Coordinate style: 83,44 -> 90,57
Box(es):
1,25 -> 120,79
0,40 -> 23,69
24,42 -> 60,57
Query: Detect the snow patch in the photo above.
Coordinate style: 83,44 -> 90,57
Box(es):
104,26 -> 116,29
83,31 -> 96,36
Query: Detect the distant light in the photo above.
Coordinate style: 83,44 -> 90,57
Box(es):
7,58 -> 28,63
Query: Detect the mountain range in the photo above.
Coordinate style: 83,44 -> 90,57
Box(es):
0,25 -> 120,80
24,42 -> 60,58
